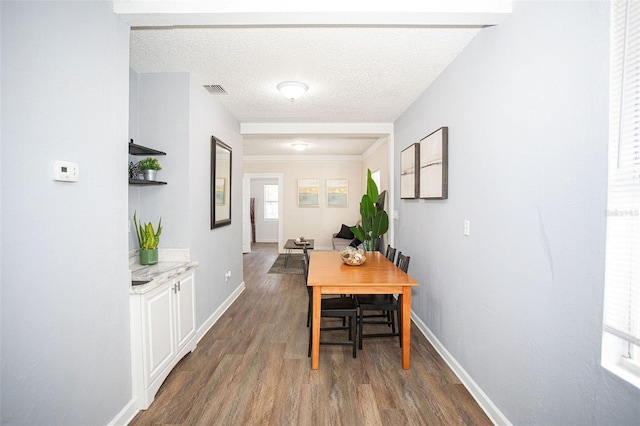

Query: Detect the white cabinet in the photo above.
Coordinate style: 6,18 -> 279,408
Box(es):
130,268 -> 197,409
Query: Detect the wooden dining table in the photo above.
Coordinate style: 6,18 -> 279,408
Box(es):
307,250 -> 419,369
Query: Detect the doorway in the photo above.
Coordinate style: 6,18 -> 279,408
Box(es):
242,173 -> 284,253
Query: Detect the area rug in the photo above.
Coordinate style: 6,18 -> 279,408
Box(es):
268,253 -> 304,274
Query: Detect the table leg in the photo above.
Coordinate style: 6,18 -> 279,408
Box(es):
401,286 -> 411,369
311,286 -> 321,369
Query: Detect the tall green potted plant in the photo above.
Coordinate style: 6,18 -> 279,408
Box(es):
133,211 -> 162,265
351,169 -> 389,252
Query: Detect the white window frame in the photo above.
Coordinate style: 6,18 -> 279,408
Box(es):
263,184 -> 279,221
602,0 -> 640,390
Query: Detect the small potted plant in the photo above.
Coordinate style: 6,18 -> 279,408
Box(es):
138,157 -> 162,181
133,211 -> 162,265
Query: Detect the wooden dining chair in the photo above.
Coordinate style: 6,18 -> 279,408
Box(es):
385,244 -> 397,264
356,293 -> 401,349
302,254 -> 358,358
356,251 -> 410,349
396,252 -> 410,273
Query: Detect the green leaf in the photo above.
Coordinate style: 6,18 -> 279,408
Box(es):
371,211 -> 389,238
133,211 -> 143,248
366,169 -> 379,205
359,194 -> 375,218
350,225 -> 365,242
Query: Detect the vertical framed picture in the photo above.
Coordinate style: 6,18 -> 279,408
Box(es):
401,143 -> 420,199
420,127 -> 448,199
298,179 -> 320,207
211,136 -> 232,229
326,179 -> 348,207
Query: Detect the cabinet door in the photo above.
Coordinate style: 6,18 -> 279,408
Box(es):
175,272 -> 196,351
142,283 -> 176,387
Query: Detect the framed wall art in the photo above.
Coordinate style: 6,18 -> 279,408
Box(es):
298,179 -> 320,207
400,143 -> 420,199
326,179 -> 348,207
420,127 -> 448,199
211,136 -> 232,229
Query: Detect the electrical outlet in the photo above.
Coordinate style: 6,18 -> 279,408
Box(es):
463,219 -> 470,236
225,270 -> 231,282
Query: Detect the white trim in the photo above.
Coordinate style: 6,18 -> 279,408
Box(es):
240,122 -> 394,136
196,281 -> 246,342
244,173 -> 285,252
362,136 -> 389,160
243,154 -> 362,163
411,312 -> 512,426
107,398 -> 139,426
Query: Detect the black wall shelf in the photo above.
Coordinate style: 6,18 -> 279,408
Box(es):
129,142 -> 166,156
129,140 -> 167,185
129,179 -> 167,186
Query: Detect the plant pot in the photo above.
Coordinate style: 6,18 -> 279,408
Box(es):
139,249 -> 158,265
141,169 -> 157,181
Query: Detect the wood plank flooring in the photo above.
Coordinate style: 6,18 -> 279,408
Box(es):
129,243 -> 491,425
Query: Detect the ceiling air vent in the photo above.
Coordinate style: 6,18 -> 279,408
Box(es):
203,84 -> 228,95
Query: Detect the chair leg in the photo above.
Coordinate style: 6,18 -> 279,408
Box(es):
351,313 -> 357,358
358,308 -> 364,350
308,315 -> 312,357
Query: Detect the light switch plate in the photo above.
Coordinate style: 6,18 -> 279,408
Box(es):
53,160 -> 79,182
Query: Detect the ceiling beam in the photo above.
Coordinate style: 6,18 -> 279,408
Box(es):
240,122 -> 394,137
114,0 -> 511,27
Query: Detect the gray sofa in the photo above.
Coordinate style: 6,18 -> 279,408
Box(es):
331,222 -> 360,250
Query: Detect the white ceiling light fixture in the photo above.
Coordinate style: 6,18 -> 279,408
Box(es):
277,81 -> 308,101
291,143 -> 309,152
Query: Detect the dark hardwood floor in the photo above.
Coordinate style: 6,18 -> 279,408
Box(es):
129,243 -> 491,425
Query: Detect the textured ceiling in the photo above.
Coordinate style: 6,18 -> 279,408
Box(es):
130,26 -> 481,124
128,13 -> 487,155
130,26 -> 480,155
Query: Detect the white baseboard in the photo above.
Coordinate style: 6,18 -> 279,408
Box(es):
196,281 -> 246,342
411,312 -> 511,426
108,397 -> 139,426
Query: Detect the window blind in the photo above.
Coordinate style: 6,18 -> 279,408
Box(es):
603,0 -> 640,352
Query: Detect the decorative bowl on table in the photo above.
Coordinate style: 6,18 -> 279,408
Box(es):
339,247 -> 366,266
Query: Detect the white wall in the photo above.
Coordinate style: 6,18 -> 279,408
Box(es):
243,158 -> 362,249
187,77 -> 243,327
1,2 -> 132,424
394,1 -> 640,424
250,178 -> 279,242
129,72 -> 191,250
129,70 -> 244,329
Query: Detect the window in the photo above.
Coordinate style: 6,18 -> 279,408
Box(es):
602,0 -> 640,389
264,184 -> 279,220
371,169 -> 381,191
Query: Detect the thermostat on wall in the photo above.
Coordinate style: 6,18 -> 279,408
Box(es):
52,160 -> 79,182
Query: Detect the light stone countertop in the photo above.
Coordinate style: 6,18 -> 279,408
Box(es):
129,248 -> 198,295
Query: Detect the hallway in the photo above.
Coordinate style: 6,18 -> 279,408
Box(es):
130,243 -> 491,425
